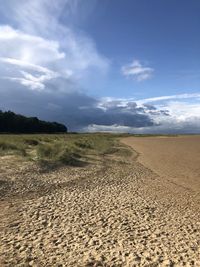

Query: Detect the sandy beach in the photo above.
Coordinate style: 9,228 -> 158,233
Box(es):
122,135 -> 200,194
0,136 -> 200,266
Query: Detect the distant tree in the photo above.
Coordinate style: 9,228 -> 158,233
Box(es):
0,110 -> 67,133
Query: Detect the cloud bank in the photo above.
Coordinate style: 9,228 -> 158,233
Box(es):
0,83 -> 158,131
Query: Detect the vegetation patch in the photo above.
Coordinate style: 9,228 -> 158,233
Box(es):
0,141 -> 26,156
0,142 -> 19,151
0,133 -> 131,167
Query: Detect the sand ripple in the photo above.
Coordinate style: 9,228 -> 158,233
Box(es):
0,142 -> 200,266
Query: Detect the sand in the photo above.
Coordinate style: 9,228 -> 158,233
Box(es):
122,135 -> 200,193
0,136 -> 200,266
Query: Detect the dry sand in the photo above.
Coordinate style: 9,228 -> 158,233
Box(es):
0,136 -> 200,266
122,135 -> 200,193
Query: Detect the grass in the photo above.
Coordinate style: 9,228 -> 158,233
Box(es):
36,142 -> 81,166
0,132 -> 180,166
0,133 -> 124,166
0,141 -> 26,156
115,147 -> 133,157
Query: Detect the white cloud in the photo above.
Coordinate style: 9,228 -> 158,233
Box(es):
161,101 -> 200,121
0,23 -> 109,75
137,93 -> 200,104
8,77 -> 45,91
121,60 -> 154,81
0,26 -> 65,64
94,94 -> 200,133
0,57 -> 59,90
0,0 -> 109,92
0,0 -> 80,35
141,97 -> 200,134
85,124 -> 134,133
0,57 -> 57,74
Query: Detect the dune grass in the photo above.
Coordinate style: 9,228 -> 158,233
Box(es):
0,140 -> 26,156
0,133 -> 123,166
0,132 -> 180,166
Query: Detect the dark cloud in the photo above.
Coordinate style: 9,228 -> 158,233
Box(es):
0,80 -> 158,131
1,80 -> 200,134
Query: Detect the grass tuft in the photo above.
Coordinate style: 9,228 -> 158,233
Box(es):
0,141 -> 26,156
0,142 -> 19,151
36,142 -> 82,166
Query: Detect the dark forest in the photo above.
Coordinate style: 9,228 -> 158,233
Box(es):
0,110 -> 67,133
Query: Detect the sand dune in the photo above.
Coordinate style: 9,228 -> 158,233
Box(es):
0,136 -> 200,266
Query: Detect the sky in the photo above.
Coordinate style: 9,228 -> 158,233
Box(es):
0,0 -> 200,133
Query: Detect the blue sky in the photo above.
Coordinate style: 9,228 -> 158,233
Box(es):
83,0 -> 200,98
0,0 -> 200,133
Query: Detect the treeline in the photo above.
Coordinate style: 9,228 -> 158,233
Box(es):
0,110 -> 67,133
